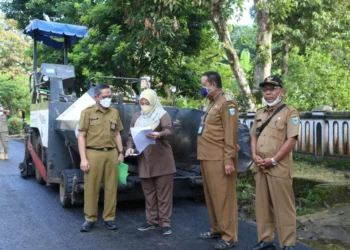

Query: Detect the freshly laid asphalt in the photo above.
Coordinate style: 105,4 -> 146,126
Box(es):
0,140 -> 313,250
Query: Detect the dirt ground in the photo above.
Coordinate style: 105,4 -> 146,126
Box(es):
296,204 -> 350,250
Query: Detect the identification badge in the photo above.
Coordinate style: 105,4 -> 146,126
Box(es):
197,124 -> 205,135
110,123 -> 116,130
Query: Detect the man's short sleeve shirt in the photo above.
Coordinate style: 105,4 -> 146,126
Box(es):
78,104 -> 123,148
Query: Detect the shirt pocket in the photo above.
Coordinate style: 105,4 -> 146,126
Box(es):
206,107 -> 221,125
269,120 -> 285,140
88,119 -> 102,134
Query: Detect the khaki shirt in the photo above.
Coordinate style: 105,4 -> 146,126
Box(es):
250,102 -> 300,178
78,104 -> 123,148
0,115 -> 8,133
197,94 -> 240,165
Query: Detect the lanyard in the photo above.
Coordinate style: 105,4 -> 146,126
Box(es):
201,92 -> 224,124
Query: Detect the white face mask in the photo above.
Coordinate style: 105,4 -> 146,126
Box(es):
265,96 -> 281,107
100,98 -> 112,108
141,105 -> 153,114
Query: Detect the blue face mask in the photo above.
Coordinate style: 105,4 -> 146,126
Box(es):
200,87 -> 209,97
201,86 -> 220,98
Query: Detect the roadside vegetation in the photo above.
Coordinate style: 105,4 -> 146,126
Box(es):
237,160 -> 350,220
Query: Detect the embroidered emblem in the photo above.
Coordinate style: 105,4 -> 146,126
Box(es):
292,117 -> 299,124
229,108 -> 236,116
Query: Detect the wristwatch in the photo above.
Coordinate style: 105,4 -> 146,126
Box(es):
271,158 -> 277,166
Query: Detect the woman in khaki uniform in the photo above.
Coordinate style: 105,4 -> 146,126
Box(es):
125,89 -> 176,235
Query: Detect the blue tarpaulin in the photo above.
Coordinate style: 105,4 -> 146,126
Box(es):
24,19 -> 88,49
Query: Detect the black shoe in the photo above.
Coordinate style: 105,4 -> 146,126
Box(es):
80,221 -> 95,232
215,239 -> 236,249
104,220 -> 118,230
283,247 -> 295,250
161,226 -> 172,235
251,241 -> 276,250
138,223 -> 157,231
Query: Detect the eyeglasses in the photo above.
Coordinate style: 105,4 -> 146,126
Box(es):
260,87 -> 281,92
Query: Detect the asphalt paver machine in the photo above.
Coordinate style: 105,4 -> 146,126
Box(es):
20,19 -> 252,207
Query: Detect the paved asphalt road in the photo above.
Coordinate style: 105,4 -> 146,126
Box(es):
0,140 -> 313,250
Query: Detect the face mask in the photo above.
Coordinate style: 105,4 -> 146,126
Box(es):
100,98 -> 112,108
265,96 -> 281,107
200,86 -> 217,98
141,105 -> 153,114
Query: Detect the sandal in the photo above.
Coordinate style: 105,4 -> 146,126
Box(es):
199,230 -> 221,239
215,239 -> 236,249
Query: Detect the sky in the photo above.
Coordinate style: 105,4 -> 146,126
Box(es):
229,0 -> 254,26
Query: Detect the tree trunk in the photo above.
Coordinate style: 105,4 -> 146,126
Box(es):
210,1 -> 256,111
254,0 -> 273,87
282,39 -> 290,78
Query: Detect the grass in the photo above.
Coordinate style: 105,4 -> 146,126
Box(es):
293,161 -> 350,184
237,161 -> 350,217
237,172 -> 256,219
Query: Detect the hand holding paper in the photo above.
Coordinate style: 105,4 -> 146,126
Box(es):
147,132 -> 160,140
130,126 -> 155,153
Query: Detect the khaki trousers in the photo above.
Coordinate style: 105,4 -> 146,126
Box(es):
84,149 -> 118,222
0,132 -> 8,159
141,174 -> 173,227
255,171 -> 296,247
201,160 -> 238,243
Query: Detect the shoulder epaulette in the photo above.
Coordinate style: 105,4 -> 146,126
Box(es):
82,104 -> 95,113
285,105 -> 297,112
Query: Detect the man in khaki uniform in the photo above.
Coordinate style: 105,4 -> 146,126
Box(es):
250,76 -> 299,250
0,103 -> 10,160
78,83 -> 124,232
197,71 -> 239,250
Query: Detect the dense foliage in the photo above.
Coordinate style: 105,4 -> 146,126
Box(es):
0,0 -> 349,111
7,117 -> 23,135
0,15 -> 31,114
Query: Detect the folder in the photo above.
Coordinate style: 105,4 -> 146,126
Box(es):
117,162 -> 129,185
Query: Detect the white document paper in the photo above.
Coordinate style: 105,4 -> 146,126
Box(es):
130,127 -> 155,153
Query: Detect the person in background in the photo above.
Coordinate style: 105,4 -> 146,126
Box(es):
250,76 -> 299,250
0,102 -> 10,160
125,89 -> 176,235
78,83 -> 124,232
197,71 -> 239,250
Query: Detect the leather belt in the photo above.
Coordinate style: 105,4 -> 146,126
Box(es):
86,147 -> 115,151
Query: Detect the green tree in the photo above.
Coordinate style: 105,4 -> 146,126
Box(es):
0,74 -> 31,114
0,15 -> 31,114
271,0 -> 350,77
284,47 -> 350,111
0,14 -> 32,76
0,0 -> 236,102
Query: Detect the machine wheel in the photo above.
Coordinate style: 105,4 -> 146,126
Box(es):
60,169 -> 76,208
33,134 -> 46,185
20,147 -> 34,178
